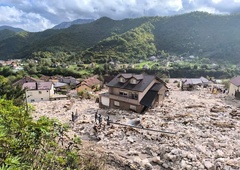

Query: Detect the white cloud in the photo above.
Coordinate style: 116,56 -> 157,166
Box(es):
0,6 -> 23,22
1,0 -> 240,31
212,0 -> 222,3
0,5 -> 53,32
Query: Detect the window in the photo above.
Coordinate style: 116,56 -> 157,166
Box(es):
130,78 -> 137,84
119,77 -> 126,83
30,99 -> 35,102
130,105 -> 136,111
119,91 -> 128,97
114,101 -> 120,106
39,91 -> 42,94
131,92 -> 138,100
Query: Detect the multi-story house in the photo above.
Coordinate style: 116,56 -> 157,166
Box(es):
23,82 -> 54,103
99,73 -> 168,113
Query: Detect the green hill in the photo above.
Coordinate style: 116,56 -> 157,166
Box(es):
0,29 -> 17,41
82,22 -> 157,63
1,12 -> 240,63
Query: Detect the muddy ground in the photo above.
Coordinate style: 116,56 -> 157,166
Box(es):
32,79 -> 240,170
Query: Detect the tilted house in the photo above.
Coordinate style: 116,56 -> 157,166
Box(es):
99,73 -> 168,113
229,76 -> 240,97
23,82 -> 54,103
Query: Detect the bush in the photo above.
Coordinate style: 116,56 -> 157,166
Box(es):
0,98 -> 106,170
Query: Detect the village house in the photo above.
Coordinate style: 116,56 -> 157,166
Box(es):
180,76 -> 210,91
99,73 -> 168,113
76,75 -> 101,93
23,82 -> 55,103
23,82 -> 68,102
229,76 -> 240,97
59,76 -> 80,85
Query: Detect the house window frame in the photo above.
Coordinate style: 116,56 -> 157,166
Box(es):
119,91 -> 128,97
131,92 -> 138,100
119,77 -> 126,83
130,78 -> 137,84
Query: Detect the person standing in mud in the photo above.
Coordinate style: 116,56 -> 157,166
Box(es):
98,114 -> 102,125
106,115 -> 110,125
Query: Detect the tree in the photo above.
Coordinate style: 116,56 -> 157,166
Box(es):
0,99 -> 106,170
0,76 -> 25,106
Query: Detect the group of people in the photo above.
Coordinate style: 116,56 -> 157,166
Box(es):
95,112 -> 102,124
95,112 -> 111,125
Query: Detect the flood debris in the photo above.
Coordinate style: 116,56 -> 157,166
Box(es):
32,79 -> 240,170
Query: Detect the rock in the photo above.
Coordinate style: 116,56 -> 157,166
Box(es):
203,160 -> 214,170
216,149 -> 224,158
151,156 -> 162,165
142,159 -> 152,170
181,160 -> 192,170
144,163 -> 153,170
127,150 -> 139,156
229,109 -> 240,118
210,106 -> 225,113
127,137 -> 135,143
164,153 -> 177,162
187,153 -> 197,160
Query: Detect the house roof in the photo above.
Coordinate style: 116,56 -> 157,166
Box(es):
200,76 -> 209,83
54,82 -> 68,88
107,73 -> 165,92
13,76 -> 43,86
182,77 -> 207,85
140,83 -> 164,107
23,82 -> 53,90
230,76 -> 240,86
103,75 -> 115,84
79,76 -> 101,87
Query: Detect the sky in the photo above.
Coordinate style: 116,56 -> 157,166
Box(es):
0,0 -> 240,32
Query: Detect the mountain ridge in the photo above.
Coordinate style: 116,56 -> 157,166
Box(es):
52,18 -> 95,29
0,26 -> 25,32
0,12 -> 240,64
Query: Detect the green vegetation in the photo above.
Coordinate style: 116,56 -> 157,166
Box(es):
1,12 -> 240,64
1,12 -> 240,79
82,22 -> 156,63
0,98 -> 106,169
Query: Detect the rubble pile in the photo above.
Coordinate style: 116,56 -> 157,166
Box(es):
33,81 -> 240,170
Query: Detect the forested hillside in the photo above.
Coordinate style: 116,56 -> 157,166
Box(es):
1,12 -> 240,63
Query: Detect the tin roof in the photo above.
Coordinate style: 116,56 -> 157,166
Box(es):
23,82 -> 53,90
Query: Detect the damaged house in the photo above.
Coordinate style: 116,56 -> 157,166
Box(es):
99,73 -> 168,113
180,77 -> 210,91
